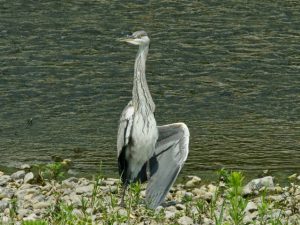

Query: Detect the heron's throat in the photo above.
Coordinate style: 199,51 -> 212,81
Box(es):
132,45 -> 155,112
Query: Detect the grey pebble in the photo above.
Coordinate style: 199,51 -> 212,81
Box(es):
0,200 -> 9,211
0,175 -> 11,186
24,172 -> 34,184
11,170 -> 26,181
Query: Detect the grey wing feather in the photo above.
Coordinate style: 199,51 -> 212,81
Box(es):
117,101 -> 135,157
146,123 -> 189,208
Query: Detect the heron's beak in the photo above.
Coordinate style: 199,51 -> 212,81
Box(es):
118,35 -> 134,43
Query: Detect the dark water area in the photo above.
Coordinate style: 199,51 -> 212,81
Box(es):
0,0 -> 299,182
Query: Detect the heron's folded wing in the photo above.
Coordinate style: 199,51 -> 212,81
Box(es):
117,101 -> 135,181
146,123 -> 189,209
117,101 -> 134,156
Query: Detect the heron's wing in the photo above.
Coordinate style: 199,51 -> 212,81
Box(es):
117,101 -> 135,182
117,101 -> 134,156
146,123 -> 189,209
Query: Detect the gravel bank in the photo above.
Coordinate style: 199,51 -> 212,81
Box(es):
0,168 -> 299,224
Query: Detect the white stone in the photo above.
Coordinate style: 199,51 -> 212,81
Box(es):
165,210 -> 176,219
23,213 -> 37,221
176,203 -> 186,210
24,172 -> 34,184
266,195 -> 284,202
118,208 -> 127,217
11,170 -> 26,180
17,209 -> 29,219
245,201 -> 257,213
243,176 -> 274,195
243,211 -> 258,224
33,201 -> 51,209
207,184 -> 217,194
75,184 -> 93,195
185,176 -> 201,188
288,173 -> 297,180
0,187 -> 14,199
0,200 -> 9,211
72,208 -> 84,218
285,209 -> 292,216
192,186 -> 212,200
20,164 -> 31,170
202,217 -> 213,225
69,192 -> 82,207
62,177 -> 78,188
0,175 -> 11,186
177,216 -> 193,225
2,216 -> 9,223
166,205 -> 177,212
154,206 -> 164,214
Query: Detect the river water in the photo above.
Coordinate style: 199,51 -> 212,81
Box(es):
0,0 -> 299,181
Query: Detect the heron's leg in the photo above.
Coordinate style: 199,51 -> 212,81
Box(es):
120,183 -> 128,207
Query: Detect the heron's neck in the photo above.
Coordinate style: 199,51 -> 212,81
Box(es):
132,44 -> 155,112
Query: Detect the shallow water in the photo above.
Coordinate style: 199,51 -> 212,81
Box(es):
0,0 -> 299,181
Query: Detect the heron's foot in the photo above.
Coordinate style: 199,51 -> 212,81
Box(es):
120,199 -> 126,208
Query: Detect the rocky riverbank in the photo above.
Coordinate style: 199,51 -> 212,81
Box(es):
0,166 -> 299,224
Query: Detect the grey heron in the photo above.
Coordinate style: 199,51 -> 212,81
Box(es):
117,30 -> 190,209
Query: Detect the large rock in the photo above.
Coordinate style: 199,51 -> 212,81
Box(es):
243,176 -> 274,195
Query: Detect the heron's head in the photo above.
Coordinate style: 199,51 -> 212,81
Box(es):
119,30 -> 150,46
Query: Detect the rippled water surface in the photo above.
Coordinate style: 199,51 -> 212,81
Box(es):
1,0 -> 299,180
